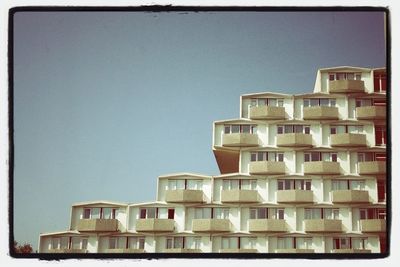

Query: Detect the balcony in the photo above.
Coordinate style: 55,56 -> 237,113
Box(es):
277,133 -> 312,147
277,190 -> 313,203
358,161 -> 386,175
332,190 -> 370,204
222,133 -> 259,147
249,106 -> 285,120
220,248 -> 258,253
304,161 -> 341,175
165,189 -> 205,203
105,248 -> 145,253
356,106 -> 386,120
221,189 -> 260,203
329,80 -> 365,93
304,219 -> 342,233
135,219 -> 175,232
249,219 -> 287,233
48,249 -> 88,253
275,249 -> 315,253
192,219 -> 231,233
77,219 -> 118,232
330,133 -> 367,147
360,219 -> 386,233
249,161 -> 286,175
164,248 -> 202,253
332,249 -> 371,253
303,106 -> 339,120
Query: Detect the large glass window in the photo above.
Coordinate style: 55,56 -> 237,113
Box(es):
250,151 -> 284,162
374,72 -> 386,92
329,72 -> 362,81
224,124 -> 257,134
303,98 -> 336,107
277,125 -> 310,134
332,180 -> 365,191
250,98 -> 284,107
128,237 -> 145,249
304,208 -> 339,219
223,179 -> 256,190
168,179 -> 203,190
249,207 -> 285,219
330,125 -> 364,134
304,152 -> 337,162
357,152 -> 386,162
375,125 -> 387,146
82,207 -> 116,219
277,179 -> 311,190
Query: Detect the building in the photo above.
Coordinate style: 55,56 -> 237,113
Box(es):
38,66 -> 387,254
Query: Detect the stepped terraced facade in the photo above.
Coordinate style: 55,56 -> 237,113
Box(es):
39,66 -> 388,254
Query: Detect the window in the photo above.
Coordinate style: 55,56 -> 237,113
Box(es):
304,152 -> 337,162
223,179 -> 256,190
83,208 -> 91,219
297,237 -> 313,249
330,125 -> 363,134
375,126 -> 386,146
250,208 -> 285,219
374,72 -> 386,92
355,98 -> 372,107
250,152 -> 284,162
332,180 -> 365,191
221,237 -> 239,249
81,238 -> 88,250
303,98 -> 336,107
250,98 -> 284,107
109,237 -> 117,249
277,125 -> 310,134
305,208 -> 339,219
277,179 -> 311,190
82,207 -> 116,219
360,208 -> 386,220
194,207 -> 228,219
224,124 -> 256,134
277,237 -> 294,249
166,237 -> 184,249
377,180 -> 386,202
128,237 -> 145,249
329,72 -> 362,81
139,207 -> 174,219
241,237 -> 257,249
358,152 -> 386,162
51,238 -> 60,249
168,179 -> 203,190
333,238 -> 350,250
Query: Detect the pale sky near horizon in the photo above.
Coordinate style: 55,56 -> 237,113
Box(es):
12,10 -> 386,250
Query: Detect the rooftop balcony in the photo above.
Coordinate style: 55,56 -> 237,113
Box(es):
222,133 -> 259,147
304,161 -> 341,175
332,249 -> 371,253
303,106 -> 339,120
329,80 -> 365,93
276,133 -> 312,147
77,219 -> 118,232
360,219 -> 386,233
249,106 -> 285,120
330,133 -> 367,147
277,190 -> 314,203
358,161 -> 386,175
165,189 -> 205,203
249,161 -> 286,175
304,219 -> 342,233
221,189 -> 260,203
192,219 -> 231,233
248,219 -> 287,233
275,249 -> 315,253
331,190 -> 370,204
135,219 -> 175,233
105,248 -> 145,253
356,106 -> 386,120
164,248 -> 202,253
220,248 -> 258,253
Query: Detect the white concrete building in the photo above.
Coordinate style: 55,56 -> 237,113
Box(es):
39,66 -> 387,254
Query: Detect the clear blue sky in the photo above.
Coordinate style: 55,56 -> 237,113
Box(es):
13,11 -> 385,250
